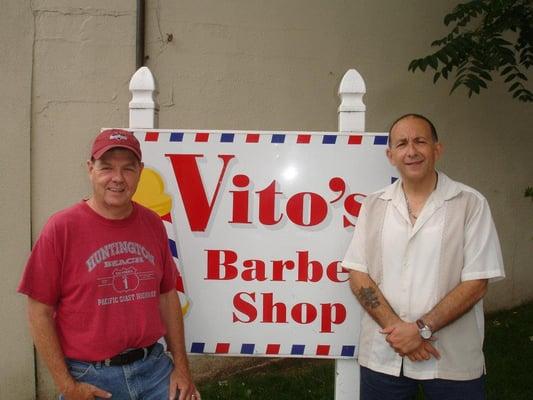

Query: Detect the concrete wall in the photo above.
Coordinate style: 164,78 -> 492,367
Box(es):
11,1 -> 137,398
2,0 -> 531,397
0,1 -> 35,398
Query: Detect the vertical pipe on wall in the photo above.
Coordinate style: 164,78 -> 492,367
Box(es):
136,0 -> 146,69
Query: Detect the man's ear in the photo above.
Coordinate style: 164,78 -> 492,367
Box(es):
434,143 -> 444,161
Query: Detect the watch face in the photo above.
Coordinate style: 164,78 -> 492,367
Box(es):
421,328 -> 432,340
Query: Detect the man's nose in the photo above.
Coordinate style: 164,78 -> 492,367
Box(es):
111,169 -> 125,181
406,141 -> 417,156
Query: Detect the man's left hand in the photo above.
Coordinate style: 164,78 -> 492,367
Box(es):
381,321 -> 422,355
168,367 -> 199,400
406,340 -> 441,362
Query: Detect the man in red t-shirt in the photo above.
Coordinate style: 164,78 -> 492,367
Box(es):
18,129 -> 199,400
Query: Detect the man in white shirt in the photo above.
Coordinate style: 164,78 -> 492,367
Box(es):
342,114 -> 505,399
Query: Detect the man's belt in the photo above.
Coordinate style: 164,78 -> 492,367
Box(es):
96,343 -> 158,367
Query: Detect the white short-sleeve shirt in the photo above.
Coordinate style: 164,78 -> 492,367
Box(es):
342,172 -> 505,380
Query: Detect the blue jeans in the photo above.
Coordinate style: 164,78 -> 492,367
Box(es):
360,366 -> 485,400
60,343 -> 174,400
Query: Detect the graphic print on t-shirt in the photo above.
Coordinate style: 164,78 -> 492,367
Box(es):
86,241 -> 158,307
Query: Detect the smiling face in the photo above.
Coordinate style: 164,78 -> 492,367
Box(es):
386,116 -> 442,184
87,148 -> 143,219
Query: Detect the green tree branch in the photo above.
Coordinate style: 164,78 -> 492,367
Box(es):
409,0 -> 533,102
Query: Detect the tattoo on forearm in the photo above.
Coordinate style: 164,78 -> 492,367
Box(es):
356,287 -> 380,309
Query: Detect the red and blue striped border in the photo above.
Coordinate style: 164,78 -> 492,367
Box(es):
138,131 -> 388,146
189,342 -> 356,357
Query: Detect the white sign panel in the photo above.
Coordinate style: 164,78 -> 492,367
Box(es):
131,130 -> 396,359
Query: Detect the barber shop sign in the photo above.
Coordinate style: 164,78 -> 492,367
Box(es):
131,130 -> 395,359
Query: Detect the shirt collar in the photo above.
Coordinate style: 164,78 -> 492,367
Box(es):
379,171 -> 462,204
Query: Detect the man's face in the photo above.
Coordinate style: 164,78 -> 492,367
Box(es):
87,148 -> 143,216
386,116 -> 442,182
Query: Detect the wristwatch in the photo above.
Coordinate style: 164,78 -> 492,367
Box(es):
416,319 -> 432,340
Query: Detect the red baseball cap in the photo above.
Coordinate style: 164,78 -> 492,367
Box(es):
91,129 -> 142,161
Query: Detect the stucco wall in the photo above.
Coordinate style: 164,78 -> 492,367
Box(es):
2,0 -> 531,398
29,1 -> 137,398
0,1 -> 35,399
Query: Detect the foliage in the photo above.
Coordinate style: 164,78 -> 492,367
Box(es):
198,359 -> 334,399
525,186 -> 533,200
484,302 -> 533,399
409,0 -> 533,101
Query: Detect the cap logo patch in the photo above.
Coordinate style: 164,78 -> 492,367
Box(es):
110,133 -> 128,141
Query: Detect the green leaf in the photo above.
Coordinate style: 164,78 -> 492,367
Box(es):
504,73 -> 516,82
451,78 -> 464,93
444,12 -> 457,26
475,69 -> 493,81
436,51 -> 449,64
408,59 -> 420,72
501,66 -> 514,75
509,82 -> 520,92
428,56 -> 439,70
433,72 -> 441,83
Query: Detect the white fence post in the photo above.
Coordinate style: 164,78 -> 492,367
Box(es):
129,66 -> 159,129
335,68 -> 366,400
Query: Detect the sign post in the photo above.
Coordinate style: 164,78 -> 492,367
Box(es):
335,68 -> 367,400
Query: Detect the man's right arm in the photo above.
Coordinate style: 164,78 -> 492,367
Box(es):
349,270 -> 440,361
349,270 -> 401,328
27,298 -> 111,400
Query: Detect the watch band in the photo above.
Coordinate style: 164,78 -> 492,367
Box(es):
416,319 -> 432,339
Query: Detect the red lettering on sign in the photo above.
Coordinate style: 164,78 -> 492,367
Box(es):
343,193 -> 365,228
205,249 -> 238,280
242,259 -> 268,281
233,292 -> 257,322
257,181 -> 283,225
164,153 -> 366,230
326,261 -> 350,283
165,153 -> 235,231
205,249 -> 347,283
261,292 -> 288,324
229,174 -> 251,224
320,303 -> 347,333
232,292 -> 346,333
286,192 -> 328,226
296,251 -> 323,282
291,302 -> 318,325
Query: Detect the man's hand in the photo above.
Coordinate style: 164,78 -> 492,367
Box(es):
381,321 -> 422,355
62,381 -> 111,400
168,367 -> 199,400
406,341 -> 441,362
160,291 -> 199,400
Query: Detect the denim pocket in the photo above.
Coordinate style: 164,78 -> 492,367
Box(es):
66,360 -> 94,380
148,342 -> 168,360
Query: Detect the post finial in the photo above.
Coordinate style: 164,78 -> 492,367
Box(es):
129,66 -> 159,129
338,69 -> 366,133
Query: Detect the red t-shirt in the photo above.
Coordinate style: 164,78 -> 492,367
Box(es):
18,201 -> 177,361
